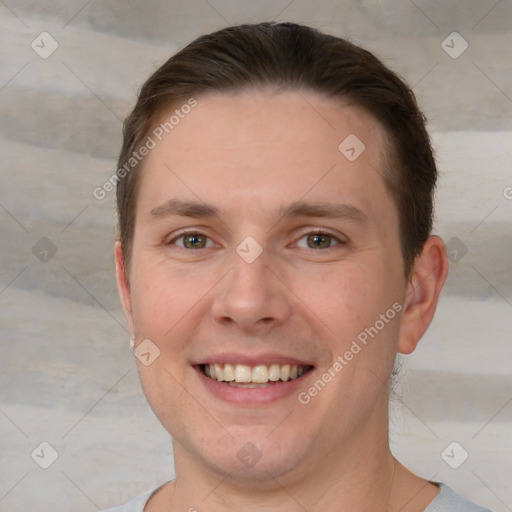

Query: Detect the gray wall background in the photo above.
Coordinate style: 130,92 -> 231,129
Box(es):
0,1 -> 511,511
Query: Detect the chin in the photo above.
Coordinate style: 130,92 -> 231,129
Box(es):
186,425 -> 313,486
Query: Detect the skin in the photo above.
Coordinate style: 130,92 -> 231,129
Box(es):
115,89 -> 448,511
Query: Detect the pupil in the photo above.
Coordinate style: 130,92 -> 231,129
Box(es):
309,234 -> 330,249
185,235 -> 205,248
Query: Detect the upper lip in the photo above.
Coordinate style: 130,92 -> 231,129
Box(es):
192,352 -> 314,367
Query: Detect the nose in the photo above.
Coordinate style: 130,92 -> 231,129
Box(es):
211,247 -> 293,333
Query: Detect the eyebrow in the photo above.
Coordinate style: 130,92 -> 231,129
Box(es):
149,198 -> 368,225
150,198 -> 221,219
279,201 -> 369,225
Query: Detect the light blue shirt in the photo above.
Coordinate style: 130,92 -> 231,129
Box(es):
103,482 -> 493,511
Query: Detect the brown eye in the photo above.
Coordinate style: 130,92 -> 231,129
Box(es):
183,234 -> 207,248
171,233 -> 212,249
306,233 -> 332,249
294,232 -> 342,250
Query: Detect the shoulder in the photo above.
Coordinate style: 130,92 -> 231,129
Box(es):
102,488 -> 156,512
102,482 -> 493,512
425,483 -> 494,512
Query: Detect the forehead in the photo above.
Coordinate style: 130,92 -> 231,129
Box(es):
151,89 -> 388,160
137,89 -> 394,222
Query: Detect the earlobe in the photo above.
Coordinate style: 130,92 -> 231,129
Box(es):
397,236 -> 449,355
114,241 -> 134,335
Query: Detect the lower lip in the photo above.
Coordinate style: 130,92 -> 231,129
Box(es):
194,366 -> 312,405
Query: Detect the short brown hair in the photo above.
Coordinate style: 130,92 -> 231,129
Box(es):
116,22 -> 437,276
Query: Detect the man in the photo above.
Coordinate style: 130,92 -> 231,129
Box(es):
108,22 -> 492,511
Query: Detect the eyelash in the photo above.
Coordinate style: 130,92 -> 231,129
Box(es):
166,229 -> 345,250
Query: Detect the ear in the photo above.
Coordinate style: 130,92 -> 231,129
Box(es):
115,241 -> 135,336
398,235 -> 449,355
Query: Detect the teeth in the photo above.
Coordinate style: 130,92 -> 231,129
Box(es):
204,363 -> 308,384
280,364 -> 291,381
235,364 -> 252,383
252,365 -> 269,383
268,364 -> 281,381
223,363 -> 235,381
214,363 -> 223,381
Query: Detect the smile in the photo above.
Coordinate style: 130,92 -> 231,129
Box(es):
201,363 -> 312,386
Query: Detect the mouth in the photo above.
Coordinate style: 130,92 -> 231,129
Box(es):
199,363 -> 313,388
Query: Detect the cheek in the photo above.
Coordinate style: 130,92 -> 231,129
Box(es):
293,261 -> 397,342
136,356 -> 193,446
129,261 -> 205,335
294,262 -> 403,419
129,265 -> 202,431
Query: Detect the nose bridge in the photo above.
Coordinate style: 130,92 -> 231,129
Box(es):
231,256 -> 269,305
211,242 -> 291,330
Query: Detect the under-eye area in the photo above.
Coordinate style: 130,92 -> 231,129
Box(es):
198,363 -> 314,386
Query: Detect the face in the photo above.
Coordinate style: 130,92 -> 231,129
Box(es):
117,90 -> 412,485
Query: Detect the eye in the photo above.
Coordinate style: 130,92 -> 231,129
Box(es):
295,232 -> 342,249
170,232 -> 215,249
